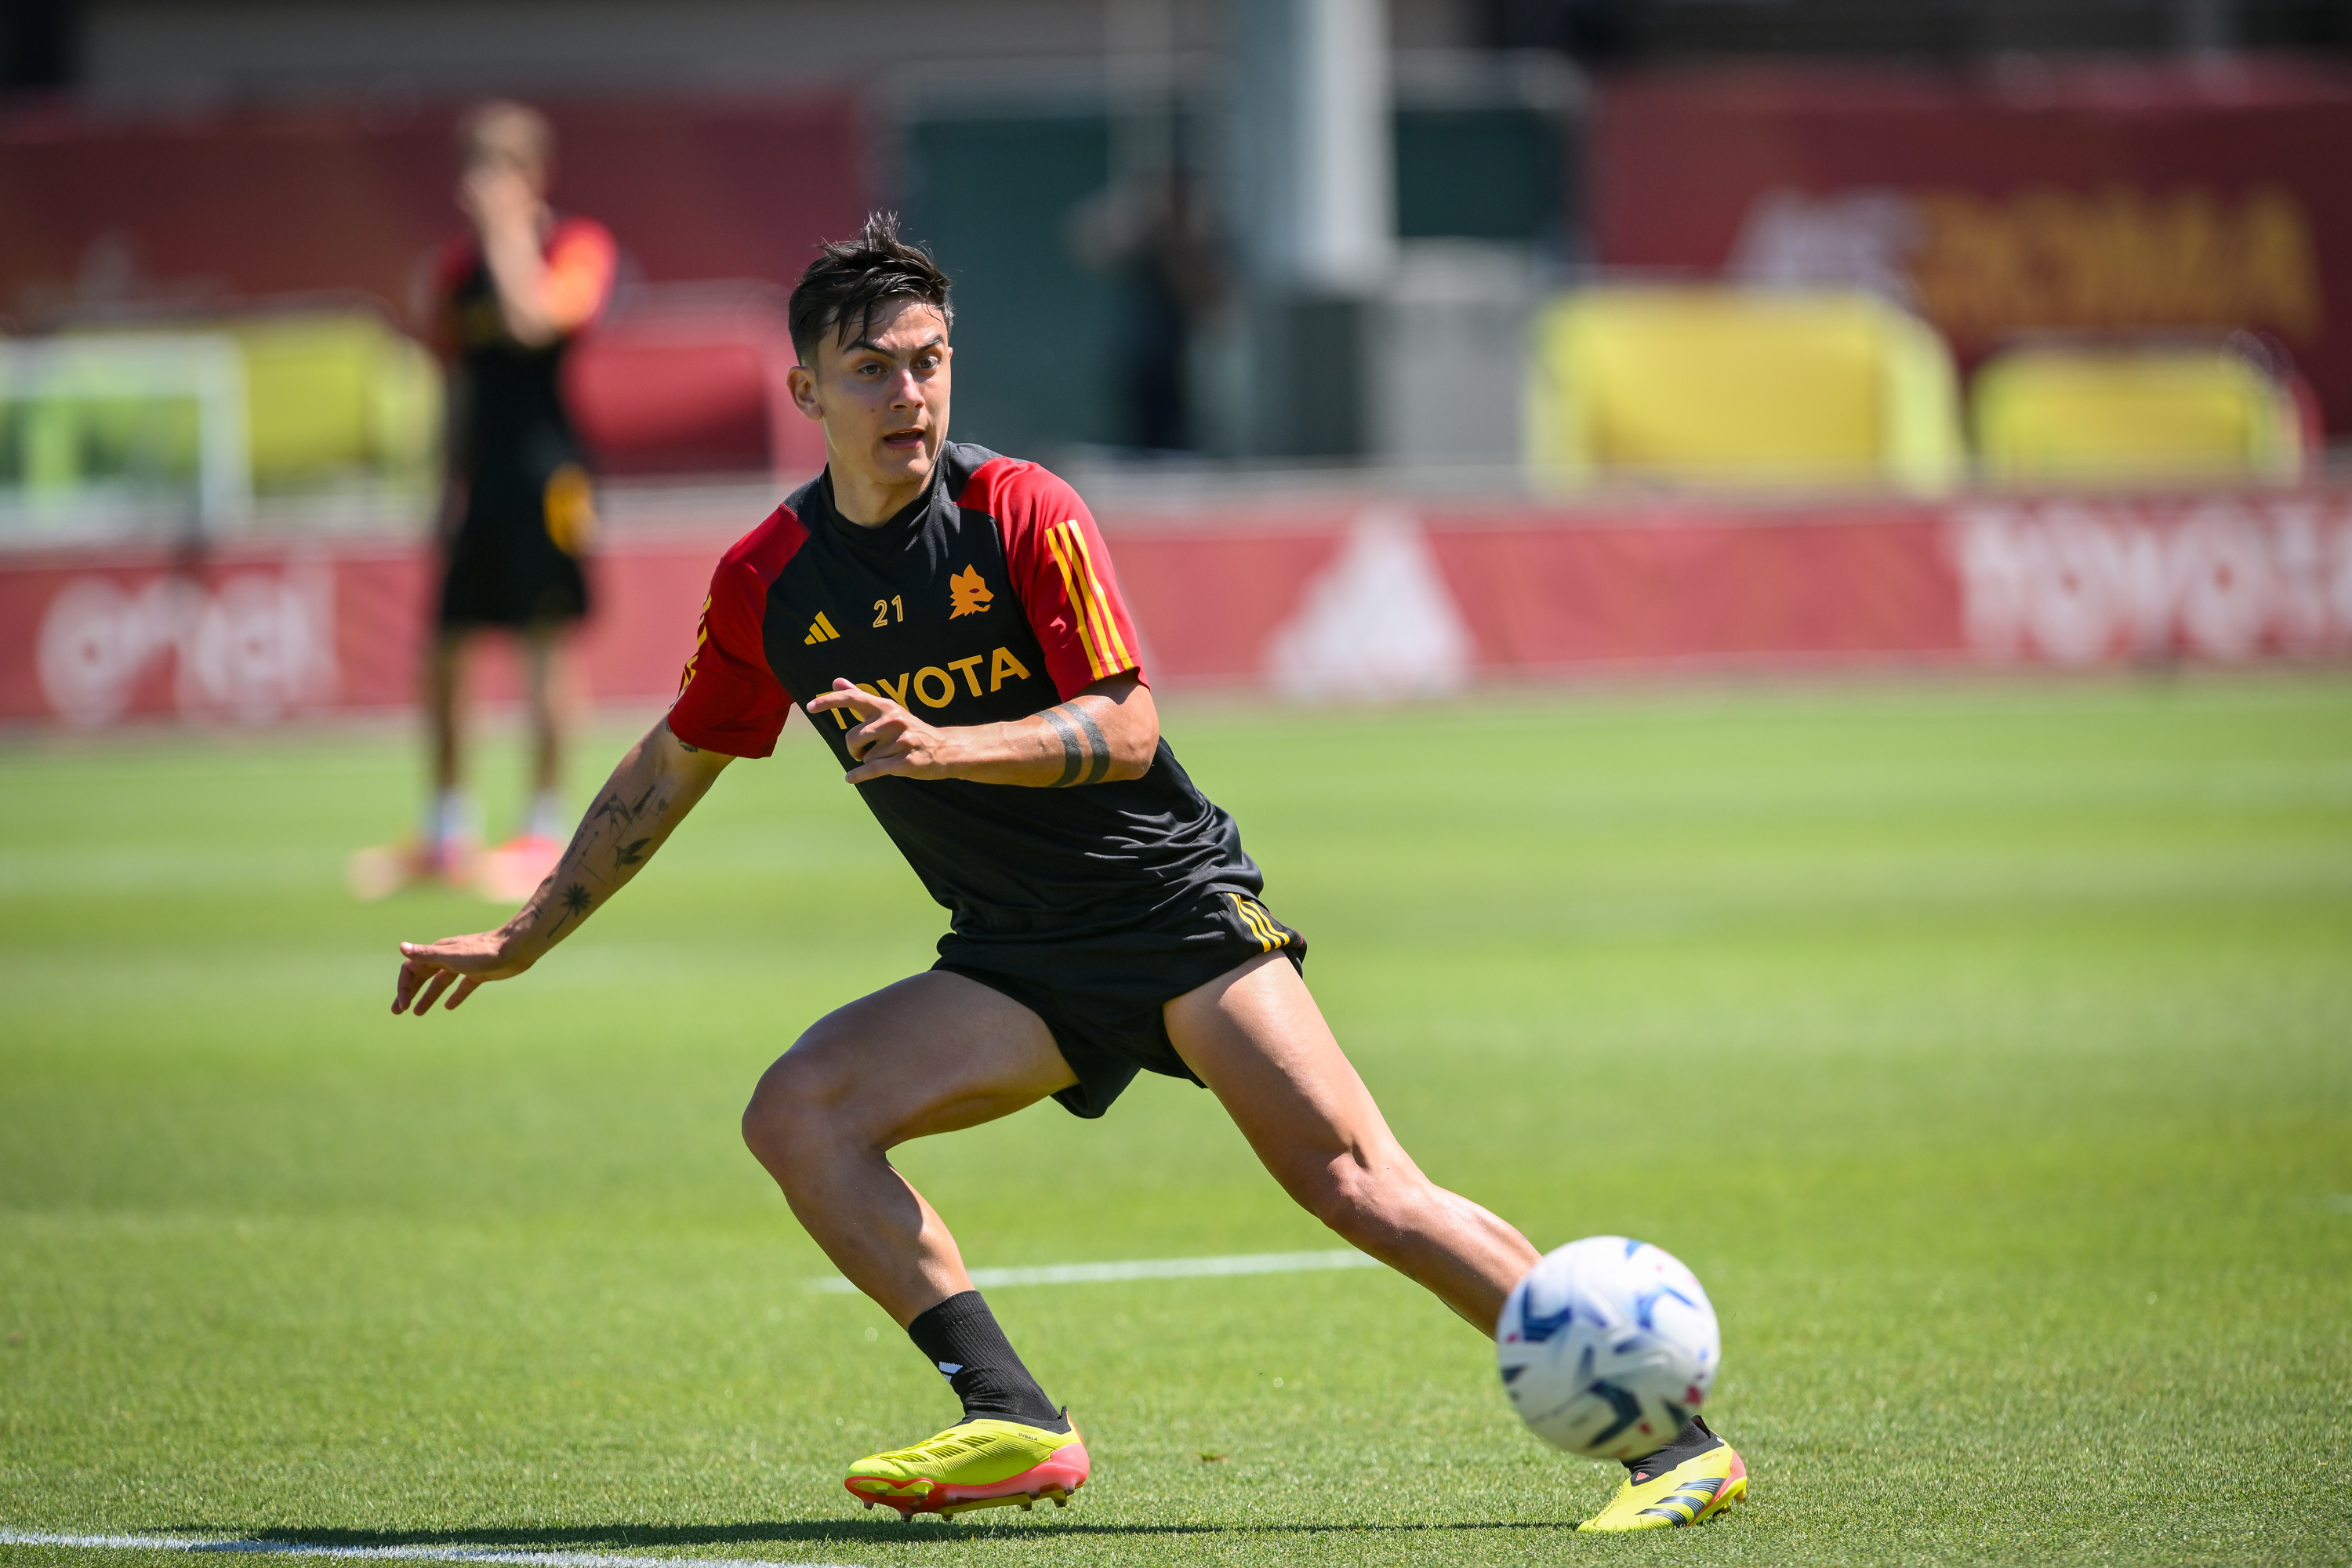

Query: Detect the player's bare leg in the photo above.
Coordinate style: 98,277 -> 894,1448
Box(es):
1164,951 -> 1541,1332
477,620 -> 578,899
741,971 -> 1089,1517
352,630 -> 477,897
1165,953 -> 1738,1527
427,628 -> 467,797
741,971 -> 1076,1324
519,618 -> 574,811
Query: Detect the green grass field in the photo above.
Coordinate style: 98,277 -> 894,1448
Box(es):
2,677 -> 2349,1566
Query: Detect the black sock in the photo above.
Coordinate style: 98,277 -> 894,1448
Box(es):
905,1290 -> 1068,1432
1625,1414 -> 1722,1482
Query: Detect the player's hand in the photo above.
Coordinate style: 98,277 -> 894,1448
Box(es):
806,679 -> 960,783
458,162 -> 539,234
391,931 -> 531,1017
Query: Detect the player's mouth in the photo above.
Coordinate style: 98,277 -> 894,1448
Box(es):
881,425 -> 927,452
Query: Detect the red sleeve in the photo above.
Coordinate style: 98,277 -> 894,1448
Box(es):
666,509 -> 801,758
966,459 -> 1147,700
543,218 -> 617,334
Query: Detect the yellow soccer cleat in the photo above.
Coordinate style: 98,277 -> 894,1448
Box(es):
844,1416 -> 1089,1519
1577,1439 -> 1747,1532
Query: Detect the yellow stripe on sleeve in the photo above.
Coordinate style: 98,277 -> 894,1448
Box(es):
1057,521 -> 1134,673
1044,524 -> 1110,677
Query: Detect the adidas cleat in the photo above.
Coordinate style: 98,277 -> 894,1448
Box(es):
1577,1439 -> 1746,1532
844,1417 -> 1089,1520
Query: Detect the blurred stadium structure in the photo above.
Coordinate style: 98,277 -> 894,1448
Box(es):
3,0 -> 2350,729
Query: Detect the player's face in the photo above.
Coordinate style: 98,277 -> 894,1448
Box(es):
459,120 -> 550,201
792,298 -> 953,518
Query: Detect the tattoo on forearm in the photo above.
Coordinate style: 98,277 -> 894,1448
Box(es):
1042,706 -> 1082,786
588,782 -> 659,829
1074,706 -> 1112,784
1043,702 -> 1112,786
559,779 -> 677,887
548,880 -> 593,935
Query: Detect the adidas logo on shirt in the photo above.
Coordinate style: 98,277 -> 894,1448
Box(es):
804,612 -> 842,644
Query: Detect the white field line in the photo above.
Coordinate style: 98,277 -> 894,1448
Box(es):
803,1247 -> 1382,1294
0,1532 -> 858,1567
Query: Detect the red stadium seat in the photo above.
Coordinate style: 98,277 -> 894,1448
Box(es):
563,288 -> 826,482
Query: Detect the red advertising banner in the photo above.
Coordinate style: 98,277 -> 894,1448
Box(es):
6,486 -> 2348,732
1592,60 -> 2352,430
0,93 -> 868,327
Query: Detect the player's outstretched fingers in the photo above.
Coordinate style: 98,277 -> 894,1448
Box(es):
809,680 -> 912,768
394,934 -> 523,1017
410,966 -> 462,1015
392,953 -> 431,1014
805,678 -> 882,724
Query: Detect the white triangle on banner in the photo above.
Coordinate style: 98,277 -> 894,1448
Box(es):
1264,508 -> 1475,700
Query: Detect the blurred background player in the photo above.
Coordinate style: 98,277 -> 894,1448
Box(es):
1068,169 -> 1228,453
351,101 -> 617,902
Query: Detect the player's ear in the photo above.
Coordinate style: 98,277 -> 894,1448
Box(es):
786,363 -> 823,423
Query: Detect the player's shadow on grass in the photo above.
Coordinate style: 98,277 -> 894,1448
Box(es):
190,1518 -> 1570,1549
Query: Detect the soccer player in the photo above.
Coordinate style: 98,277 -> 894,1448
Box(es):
352,101 -> 617,902
387,215 -> 1744,1532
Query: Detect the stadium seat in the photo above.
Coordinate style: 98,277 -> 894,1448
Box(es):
226,312 -> 441,495
1524,288 -> 1964,492
5,310 -> 441,510
1970,344 -> 2313,485
7,292 -> 822,535
563,288 -> 825,480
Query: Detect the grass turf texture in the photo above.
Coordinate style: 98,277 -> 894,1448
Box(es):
2,677 -> 2348,1567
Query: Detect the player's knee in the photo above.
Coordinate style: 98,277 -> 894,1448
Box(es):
739,1050 -> 842,1177
1305,1157 -> 1412,1249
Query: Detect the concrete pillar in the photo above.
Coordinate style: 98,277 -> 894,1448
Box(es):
1225,0 -> 1392,456
1231,0 -> 1392,291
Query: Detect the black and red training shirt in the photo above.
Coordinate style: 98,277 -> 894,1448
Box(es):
666,442 -> 1262,941
431,218 -> 617,492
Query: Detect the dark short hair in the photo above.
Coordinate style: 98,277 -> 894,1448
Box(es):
788,212 -> 953,368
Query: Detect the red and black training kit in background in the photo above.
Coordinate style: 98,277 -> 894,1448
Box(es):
431,218 -> 615,630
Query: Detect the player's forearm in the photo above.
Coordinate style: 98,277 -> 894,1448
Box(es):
495,720 -> 728,964
478,220 -> 561,346
949,684 -> 1157,787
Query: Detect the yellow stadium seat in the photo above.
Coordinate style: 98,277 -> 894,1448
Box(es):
1971,346 -> 2307,485
1525,288 -> 1964,493
221,313 -> 441,495
34,310 -> 441,499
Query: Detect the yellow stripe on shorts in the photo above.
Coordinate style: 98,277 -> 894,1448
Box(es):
1229,893 -> 1289,953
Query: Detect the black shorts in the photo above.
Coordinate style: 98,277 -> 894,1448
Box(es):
935,886 -> 1307,1119
437,463 -> 594,630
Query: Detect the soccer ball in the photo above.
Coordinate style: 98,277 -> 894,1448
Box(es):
1495,1236 -> 1720,1461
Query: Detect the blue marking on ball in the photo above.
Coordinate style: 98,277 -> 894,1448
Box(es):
1519,1293 -> 1579,1343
